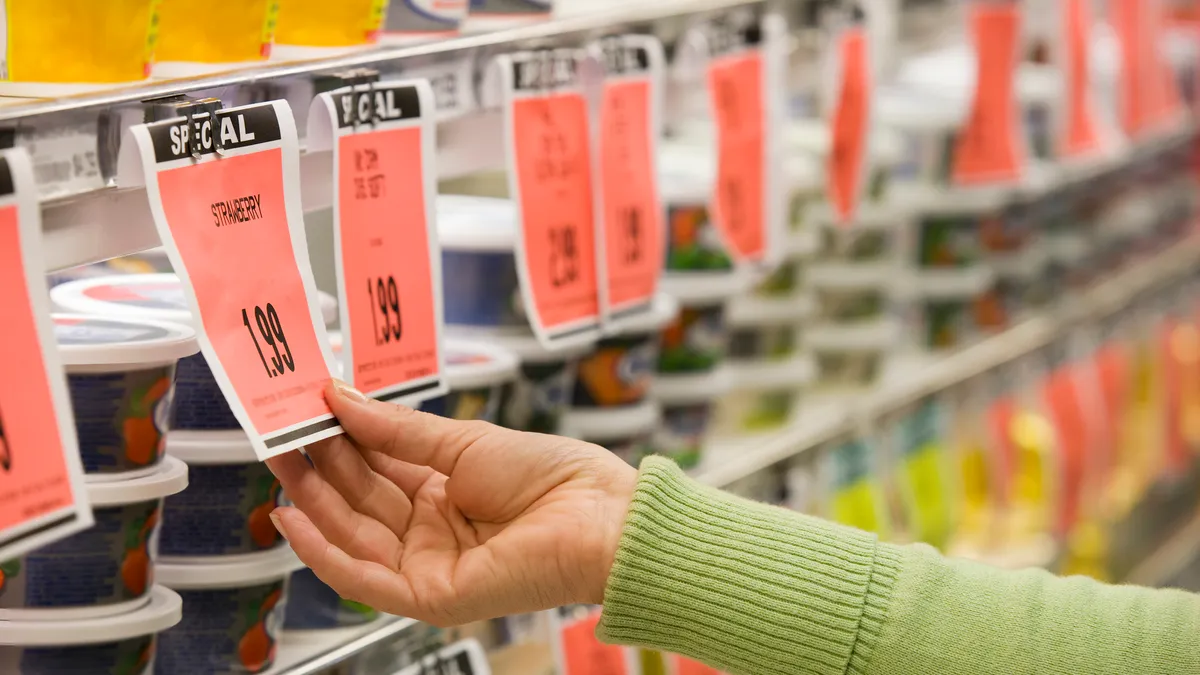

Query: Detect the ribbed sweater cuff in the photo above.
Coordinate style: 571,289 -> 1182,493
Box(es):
597,458 -> 901,675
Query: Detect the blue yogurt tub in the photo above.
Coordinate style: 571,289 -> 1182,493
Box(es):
54,314 -> 198,479
161,432 -> 284,561
0,585 -> 182,675
156,547 -> 304,675
0,457 -> 188,621
51,275 -> 338,432
437,195 -> 528,332
283,567 -> 378,633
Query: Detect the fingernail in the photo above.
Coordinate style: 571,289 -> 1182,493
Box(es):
269,511 -> 288,540
333,379 -> 368,404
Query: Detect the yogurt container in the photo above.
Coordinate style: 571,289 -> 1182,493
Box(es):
156,547 -> 304,675
272,0 -> 385,58
0,2 -> 157,96
419,339 -> 518,422
571,295 -> 677,409
655,300 -> 728,376
808,320 -> 899,390
283,567 -> 377,633
437,195 -> 528,331
0,457 -> 188,621
562,400 -> 660,466
651,368 -> 733,470
160,433 -> 284,560
154,0 -> 277,77
726,291 -> 812,362
714,355 -> 815,435
810,202 -> 907,264
660,145 -> 734,273
51,275 -> 337,432
483,332 -> 592,433
54,314 -> 198,478
0,585 -> 182,675
380,0 -> 467,43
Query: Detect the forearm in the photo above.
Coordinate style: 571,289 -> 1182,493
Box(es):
597,458 -> 1200,675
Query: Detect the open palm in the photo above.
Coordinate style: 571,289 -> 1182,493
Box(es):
265,382 -> 637,627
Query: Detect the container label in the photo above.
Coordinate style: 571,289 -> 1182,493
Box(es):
308,80 -> 447,406
0,148 -> 93,562
120,101 -> 342,460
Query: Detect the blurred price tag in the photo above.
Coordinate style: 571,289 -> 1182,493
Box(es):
0,148 -> 93,561
405,57 -> 477,120
591,35 -> 665,324
556,606 -> 631,675
1110,0 -> 1184,135
308,80 -> 447,405
120,101 -> 341,459
826,25 -> 871,223
498,49 -> 602,349
705,15 -> 770,265
952,1 -> 1026,185
1059,0 -> 1104,158
1040,366 -> 1089,535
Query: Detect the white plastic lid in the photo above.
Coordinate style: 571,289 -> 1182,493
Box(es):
808,201 -> 909,230
808,319 -> 900,351
659,143 -> 715,203
52,274 -> 337,328
436,194 -> 518,252
727,294 -> 814,327
877,85 -> 967,131
444,328 -> 595,363
166,430 -> 258,464
85,455 -> 188,505
608,293 -> 679,336
785,154 -> 822,192
51,274 -> 193,324
888,183 -> 1011,214
808,264 -> 895,290
0,585 -> 182,646
562,399 -> 661,441
904,266 -> 996,299
157,545 -> 304,589
787,229 -> 820,257
53,314 -> 198,367
443,339 -> 520,390
659,270 -> 751,304
727,354 -> 816,391
653,366 -> 734,404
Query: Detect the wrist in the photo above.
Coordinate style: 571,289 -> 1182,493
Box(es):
584,455 -> 638,604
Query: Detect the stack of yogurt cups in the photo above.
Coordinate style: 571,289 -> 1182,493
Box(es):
0,310 -> 197,674
47,273 -> 354,672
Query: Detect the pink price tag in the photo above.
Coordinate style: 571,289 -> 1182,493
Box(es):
596,37 -> 664,319
708,50 -> 767,262
0,149 -> 93,560
503,49 -> 602,348
309,82 -> 446,404
952,1 -> 1026,185
123,101 -> 341,459
558,609 -> 629,675
826,27 -> 871,224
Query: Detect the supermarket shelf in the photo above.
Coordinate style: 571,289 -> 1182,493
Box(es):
1124,507 -> 1200,589
694,236 -> 1200,489
268,615 -> 419,675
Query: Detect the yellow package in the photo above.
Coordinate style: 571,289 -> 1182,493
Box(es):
825,438 -> 891,538
154,0 -> 277,76
0,0 -> 158,95
273,0 -> 386,57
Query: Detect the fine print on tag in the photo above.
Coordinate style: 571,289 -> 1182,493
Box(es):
553,606 -> 632,675
826,23 -> 871,224
119,100 -> 342,460
590,35 -> 666,326
405,57 -> 477,120
952,0 -> 1026,185
498,48 -> 603,349
1059,0 -> 1104,159
308,80 -> 447,406
704,15 -> 772,265
0,148 -> 94,561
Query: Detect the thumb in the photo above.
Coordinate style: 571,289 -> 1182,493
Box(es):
325,379 -> 494,476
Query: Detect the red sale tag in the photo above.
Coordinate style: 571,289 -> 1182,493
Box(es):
952,1 -> 1026,185
0,148 -> 93,560
1092,343 -> 1131,484
500,49 -> 602,349
1060,0 -> 1104,158
307,81 -> 447,405
1112,0 -> 1155,137
556,608 -> 630,675
593,35 -> 665,324
1041,366 -> 1088,535
708,42 -> 768,263
826,26 -> 871,224
1146,0 -> 1186,128
1159,318 -> 1188,472
121,101 -> 342,459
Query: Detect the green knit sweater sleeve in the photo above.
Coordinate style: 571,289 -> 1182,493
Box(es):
597,458 -> 1200,675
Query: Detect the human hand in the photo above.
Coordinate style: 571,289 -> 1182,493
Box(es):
265,381 -> 637,627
